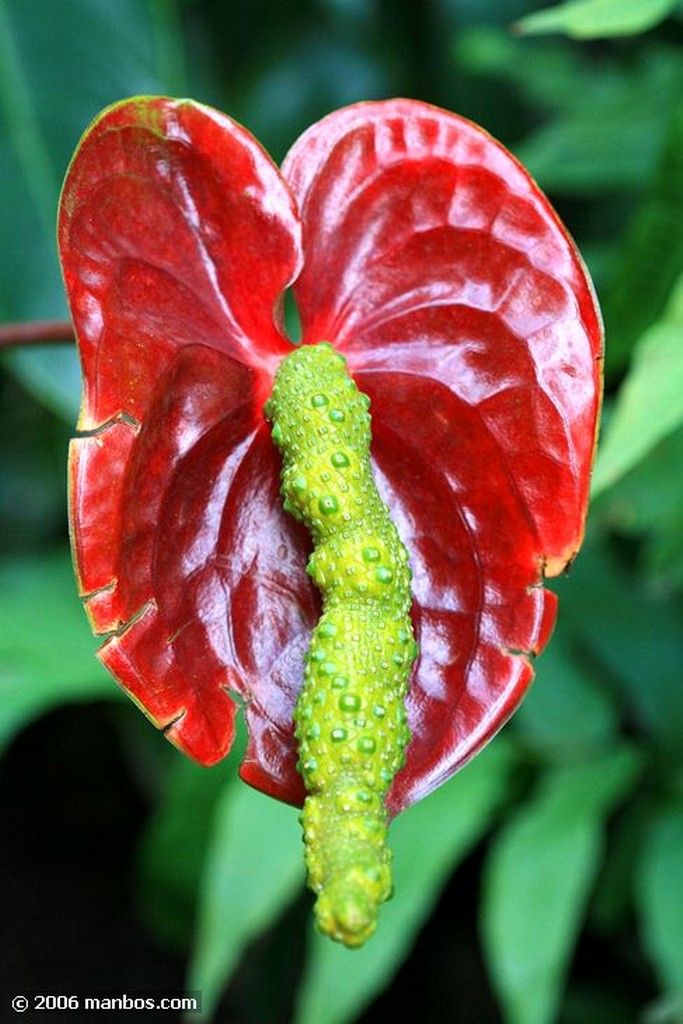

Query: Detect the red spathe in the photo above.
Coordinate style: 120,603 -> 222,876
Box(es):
59,97 -> 602,815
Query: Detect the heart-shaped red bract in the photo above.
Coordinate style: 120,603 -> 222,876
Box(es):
59,97 -> 602,815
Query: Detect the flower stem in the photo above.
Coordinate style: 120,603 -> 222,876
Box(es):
0,319 -> 74,350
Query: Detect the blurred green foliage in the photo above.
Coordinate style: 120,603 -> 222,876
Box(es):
2,1 -> 683,1022
515,0 -> 680,39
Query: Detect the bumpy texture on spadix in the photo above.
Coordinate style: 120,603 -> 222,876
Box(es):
265,342 -> 417,946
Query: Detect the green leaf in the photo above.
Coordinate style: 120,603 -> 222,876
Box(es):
595,424 -> 683,589
601,99 -> 683,371
137,753 -> 239,951
514,625 -> 617,762
593,274 -> 683,495
187,783 -> 304,1021
1,347 -> 83,424
491,37 -> 683,196
637,800 -> 683,1009
458,28 -> 683,197
455,27 -> 589,115
0,0 -> 186,420
589,792 -> 654,933
0,549 -> 115,751
560,540 -> 683,752
517,107 -> 667,194
482,746 -> 641,1024
293,740 -> 515,1024
0,372 -> 70,548
515,0 -> 678,39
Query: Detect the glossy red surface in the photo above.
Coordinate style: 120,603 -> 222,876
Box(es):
59,98 -> 602,813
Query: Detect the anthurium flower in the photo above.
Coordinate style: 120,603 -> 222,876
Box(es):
59,97 -> 602,941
